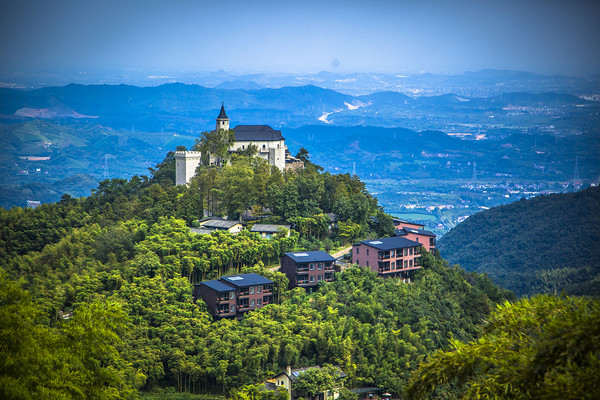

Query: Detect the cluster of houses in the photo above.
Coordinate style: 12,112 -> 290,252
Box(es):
193,218 -> 436,319
186,106 -> 436,399
190,216 -> 291,238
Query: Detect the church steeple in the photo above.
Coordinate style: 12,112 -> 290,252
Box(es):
216,102 -> 229,131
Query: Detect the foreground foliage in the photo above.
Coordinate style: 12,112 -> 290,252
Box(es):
406,295 -> 600,399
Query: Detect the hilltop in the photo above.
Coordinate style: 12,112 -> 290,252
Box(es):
438,186 -> 600,296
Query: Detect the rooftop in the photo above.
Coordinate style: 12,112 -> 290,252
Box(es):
220,273 -> 273,288
199,273 -> 274,291
250,224 -> 290,233
233,125 -> 285,141
392,218 -> 425,227
284,250 -> 336,263
356,236 -> 421,251
395,227 -> 437,237
200,218 -> 241,229
217,104 -> 228,119
201,279 -> 237,293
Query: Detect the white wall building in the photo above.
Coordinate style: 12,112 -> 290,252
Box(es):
175,104 -> 287,185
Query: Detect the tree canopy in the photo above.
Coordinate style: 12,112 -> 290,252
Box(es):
405,295 -> 600,399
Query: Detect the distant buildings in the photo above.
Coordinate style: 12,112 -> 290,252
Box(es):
196,217 -> 244,234
280,251 -> 336,289
193,273 -> 274,318
250,224 -> 291,239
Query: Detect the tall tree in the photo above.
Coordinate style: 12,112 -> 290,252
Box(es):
193,129 -> 236,167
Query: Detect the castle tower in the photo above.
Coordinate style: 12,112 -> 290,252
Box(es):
216,103 -> 229,131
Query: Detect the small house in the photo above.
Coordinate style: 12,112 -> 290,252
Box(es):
251,224 -> 291,239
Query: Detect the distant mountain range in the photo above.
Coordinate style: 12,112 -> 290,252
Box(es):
438,186 -> 600,296
1,82 -> 597,135
4,69 -> 599,97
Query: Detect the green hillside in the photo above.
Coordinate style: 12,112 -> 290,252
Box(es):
438,186 -> 600,296
0,152 -> 517,399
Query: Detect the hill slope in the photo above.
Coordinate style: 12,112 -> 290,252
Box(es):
438,186 -> 600,296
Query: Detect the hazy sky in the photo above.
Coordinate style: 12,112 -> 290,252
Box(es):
1,0 -> 600,76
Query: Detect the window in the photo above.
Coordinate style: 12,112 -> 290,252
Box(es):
356,247 -> 359,254
310,276 -> 315,283
390,250 -> 395,257
318,263 -> 323,270
250,299 -> 255,307
391,261 -> 396,270
409,259 -> 413,267
230,292 -> 235,300
250,286 -> 255,295
263,144 -> 266,149
404,260 -> 408,268
366,261 -> 369,267
257,298 -> 262,306
410,247 -> 414,256
318,275 -> 323,281
367,249 -> 369,255
257,286 -> 262,293
310,263 -> 315,271
404,248 -> 408,256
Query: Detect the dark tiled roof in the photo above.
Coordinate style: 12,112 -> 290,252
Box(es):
217,104 -> 228,119
392,218 -> 425,227
220,273 -> 273,288
251,224 -> 290,233
356,236 -> 421,250
199,273 -> 273,291
190,227 -> 213,235
201,279 -> 235,293
395,227 -> 437,237
284,251 -> 336,263
233,125 -> 285,141
200,218 -> 241,229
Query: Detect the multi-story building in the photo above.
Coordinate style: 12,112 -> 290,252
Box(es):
392,218 -> 425,230
280,251 -> 336,289
395,226 -> 437,252
352,236 -> 423,280
194,273 -> 274,318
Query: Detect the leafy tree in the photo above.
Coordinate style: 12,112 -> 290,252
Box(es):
193,129 -> 236,167
405,295 -> 600,399
293,365 -> 344,399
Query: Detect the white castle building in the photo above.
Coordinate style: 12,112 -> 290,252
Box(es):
175,105 -> 297,185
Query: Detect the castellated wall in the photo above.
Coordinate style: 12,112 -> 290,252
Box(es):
174,151 -> 202,186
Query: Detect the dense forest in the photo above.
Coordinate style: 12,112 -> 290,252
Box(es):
438,186 -> 600,296
1,143 -> 596,399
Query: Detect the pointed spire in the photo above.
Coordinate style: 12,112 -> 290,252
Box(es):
217,102 -> 228,119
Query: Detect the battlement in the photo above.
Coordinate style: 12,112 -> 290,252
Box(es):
175,151 -> 202,158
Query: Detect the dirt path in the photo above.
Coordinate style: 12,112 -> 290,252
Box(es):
331,246 -> 353,259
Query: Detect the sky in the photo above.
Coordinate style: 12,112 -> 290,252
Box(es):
1,0 -> 600,78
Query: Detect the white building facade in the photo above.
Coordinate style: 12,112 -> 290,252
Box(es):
175,105 -> 287,185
